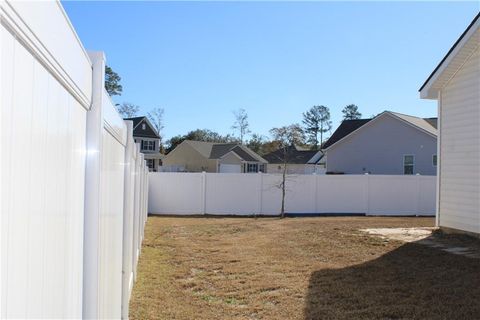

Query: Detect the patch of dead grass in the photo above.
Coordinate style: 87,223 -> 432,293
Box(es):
129,216 -> 480,320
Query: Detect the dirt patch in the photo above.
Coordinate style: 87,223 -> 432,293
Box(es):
360,227 -> 435,242
130,216 -> 480,320
362,227 -> 480,259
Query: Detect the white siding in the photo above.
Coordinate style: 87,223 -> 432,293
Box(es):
439,47 -> 480,234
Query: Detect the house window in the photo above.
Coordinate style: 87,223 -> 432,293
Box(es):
142,123 -> 146,130
142,140 -> 155,151
432,154 -> 437,167
403,155 -> 414,175
247,163 -> 258,173
146,159 -> 154,170
259,164 -> 265,173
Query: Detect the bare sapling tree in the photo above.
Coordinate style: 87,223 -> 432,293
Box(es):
232,108 -> 251,144
269,124 -> 305,218
148,107 -> 165,152
117,102 -> 139,118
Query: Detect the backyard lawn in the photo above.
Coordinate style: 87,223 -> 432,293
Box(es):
130,216 -> 480,320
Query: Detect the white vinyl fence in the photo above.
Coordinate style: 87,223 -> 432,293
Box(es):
149,173 -> 436,216
1,1 -> 148,319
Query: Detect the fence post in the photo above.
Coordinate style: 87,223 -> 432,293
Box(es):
121,121 -> 134,319
416,174 -> 421,216
82,51 -> 105,319
364,173 -> 370,215
202,171 -> 207,215
314,173 -> 319,213
132,144 -> 141,280
258,172 -> 263,215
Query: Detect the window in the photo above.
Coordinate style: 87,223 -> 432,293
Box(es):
142,123 -> 146,130
142,140 -> 155,151
146,159 -> 154,170
433,154 -> 437,167
259,164 -> 265,173
247,163 -> 258,173
403,155 -> 414,175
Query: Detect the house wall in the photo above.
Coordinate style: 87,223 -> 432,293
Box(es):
267,164 -> 307,174
162,142 -> 215,172
134,137 -> 160,154
438,46 -> 480,235
219,152 -> 243,165
326,114 -> 437,175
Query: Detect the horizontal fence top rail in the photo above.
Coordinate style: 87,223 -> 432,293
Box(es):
1,0 -> 93,108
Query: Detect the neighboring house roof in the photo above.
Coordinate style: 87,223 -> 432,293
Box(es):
420,12 -> 480,99
263,145 -> 320,164
389,111 -> 437,136
183,140 -> 267,163
209,143 -> 239,159
307,152 -> 325,165
124,116 -> 160,139
321,119 -> 372,150
322,111 -> 437,151
423,117 -> 438,129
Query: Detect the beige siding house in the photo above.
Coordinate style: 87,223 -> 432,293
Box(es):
420,13 -> 479,235
162,140 -> 267,173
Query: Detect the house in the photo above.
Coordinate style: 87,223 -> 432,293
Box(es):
419,13 -> 479,236
124,116 -> 164,171
162,140 -> 268,173
263,145 -> 325,174
322,111 -> 438,175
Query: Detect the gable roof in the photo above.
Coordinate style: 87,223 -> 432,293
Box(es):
420,12 -> 480,99
263,145 -> 320,164
389,111 -> 437,136
183,140 -> 266,162
124,116 -> 160,139
321,119 -> 371,150
322,111 -> 437,151
423,117 -> 438,129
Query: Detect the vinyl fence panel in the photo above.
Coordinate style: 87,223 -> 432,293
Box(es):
205,173 -> 262,215
149,173 -> 436,216
1,3 -> 89,317
148,172 -> 204,214
1,1 -> 149,318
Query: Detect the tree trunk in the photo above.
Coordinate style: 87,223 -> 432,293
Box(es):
280,161 -> 287,218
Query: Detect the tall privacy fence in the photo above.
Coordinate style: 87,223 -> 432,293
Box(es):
1,1 -> 148,319
149,172 -> 436,216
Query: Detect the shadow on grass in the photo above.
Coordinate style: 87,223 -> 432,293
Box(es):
304,237 -> 480,320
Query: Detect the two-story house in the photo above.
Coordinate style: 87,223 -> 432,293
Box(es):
125,116 -> 163,171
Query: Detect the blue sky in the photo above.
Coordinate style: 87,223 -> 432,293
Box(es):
62,1 -> 479,141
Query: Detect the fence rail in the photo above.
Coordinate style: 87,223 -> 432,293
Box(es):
149,173 -> 436,216
1,2 -> 148,319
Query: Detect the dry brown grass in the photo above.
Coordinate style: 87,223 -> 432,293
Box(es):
129,216 -> 480,320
